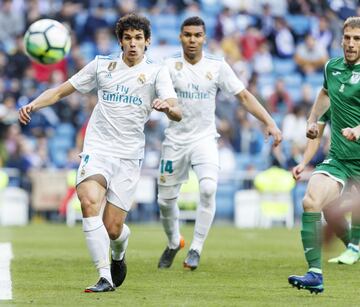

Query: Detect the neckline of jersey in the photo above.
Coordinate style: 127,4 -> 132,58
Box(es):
120,53 -> 146,69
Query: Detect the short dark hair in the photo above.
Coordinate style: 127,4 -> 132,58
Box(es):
180,16 -> 206,33
115,13 -> 151,41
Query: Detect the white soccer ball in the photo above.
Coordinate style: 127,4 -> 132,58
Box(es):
24,19 -> 71,65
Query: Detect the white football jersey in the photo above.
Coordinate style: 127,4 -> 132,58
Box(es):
69,54 -> 177,159
163,52 -> 245,145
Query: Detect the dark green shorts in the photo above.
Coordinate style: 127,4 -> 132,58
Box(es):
314,155 -> 360,188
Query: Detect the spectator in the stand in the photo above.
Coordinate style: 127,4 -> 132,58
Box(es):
0,0 -> 25,51
271,17 -> 295,58
24,0 -> 48,30
1,94 -> 19,125
4,123 -> 21,160
81,3 -> 110,42
282,104 -> 308,150
239,26 -> 265,61
5,35 -> 30,80
55,0 -> 83,35
214,7 -> 237,41
311,16 -> 333,51
268,79 -> 293,114
294,33 -> 328,75
231,107 -> 264,154
252,42 -> 273,75
298,83 -> 314,113
255,3 -> 274,39
0,51 -> 8,78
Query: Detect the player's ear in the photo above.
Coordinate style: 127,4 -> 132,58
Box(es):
145,38 -> 151,47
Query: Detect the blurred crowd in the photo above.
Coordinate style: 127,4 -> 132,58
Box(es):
0,0 -> 358,191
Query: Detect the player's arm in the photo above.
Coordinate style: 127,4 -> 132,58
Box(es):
307,88 -> 330,139
342,125 -> 360,141
292,123 -> 326,180
152,98 -> 182,122
19,81 -> 76,125
236,89 -> 282,147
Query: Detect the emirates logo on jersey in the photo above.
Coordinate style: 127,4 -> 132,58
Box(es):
206,72 -> 213,80
350,72 -> 360,84
175,62 -> 183,71
137,74 -> 146,84
107,62 -> 117,71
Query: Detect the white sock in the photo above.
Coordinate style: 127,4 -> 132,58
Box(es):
159,198 -> 181,249
110,224 -> 130,261
82,216 -> 112,283
190,179 -> 216,254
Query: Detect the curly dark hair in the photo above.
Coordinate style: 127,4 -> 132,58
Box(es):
180,16 -> 206,33
115,13 -> 151,41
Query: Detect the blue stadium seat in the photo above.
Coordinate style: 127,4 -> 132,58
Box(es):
285,15 -> 312,36
200,0 -> 223,16
202,15 -> 217,38
305,73 -> 324,88
235,153 -> 270,171
56,123 -> 76,139
287,86 -> 303,103
152,14 -> 178,31
330,48 -> 342,58
283,73 -> 303,87
273,57 -> 296,76
48,135 -> 74,168
216,182 -> 236,220
156,28 -> 180,45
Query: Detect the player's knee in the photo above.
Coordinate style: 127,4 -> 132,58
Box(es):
105,221 -> 123,240
302,193 -> 321,212
158,197 -> 177,209
78,194 -> 98,216
199,178 -> 217,199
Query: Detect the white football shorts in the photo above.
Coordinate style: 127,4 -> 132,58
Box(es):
76,153 -> 141,212
158,137 -> 219,188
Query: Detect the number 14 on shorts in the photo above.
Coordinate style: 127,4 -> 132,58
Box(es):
160,160 -> 174,174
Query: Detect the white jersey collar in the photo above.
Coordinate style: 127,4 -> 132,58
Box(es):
181,51 -> 204,66
120,53 -> 147,69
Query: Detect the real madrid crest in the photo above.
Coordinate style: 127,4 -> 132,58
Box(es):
175,62 -> 183,71
138,73 -> 146,84
160,175 -> 166,183
107,61 -> 117,71
80,168 -> 85,177
206,71 -> 213,80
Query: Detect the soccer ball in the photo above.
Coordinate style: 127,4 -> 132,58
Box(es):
24,19 -> 71,65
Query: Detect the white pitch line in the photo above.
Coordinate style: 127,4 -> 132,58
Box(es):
0,243 -> 13,300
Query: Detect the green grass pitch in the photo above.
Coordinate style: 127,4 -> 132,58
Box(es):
0,224 -> 358,306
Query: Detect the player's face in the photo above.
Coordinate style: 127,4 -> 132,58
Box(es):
342,26 -> 360,65
180,25 -> 206,62
120,29 -> 150,66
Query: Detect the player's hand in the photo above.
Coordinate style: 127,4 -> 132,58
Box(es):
342,127 -> 360,141
152,99 -> 170,114
306,122 -> 319,139
292,163 -> 305,181
265,124 -> 282,147
18,104 -> 34,125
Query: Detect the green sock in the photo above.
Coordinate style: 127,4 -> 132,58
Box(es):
301,212 -> 322,270
350,221 -> 360,246
340,229 -> 351,247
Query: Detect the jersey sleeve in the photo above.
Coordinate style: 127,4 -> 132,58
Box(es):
318,108 -> 331,124
155,65 -> 177,100
218,60 -> 245,95
69,57 -> 98,93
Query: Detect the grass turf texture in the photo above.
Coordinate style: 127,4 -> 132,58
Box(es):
0,224 -> 358,306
